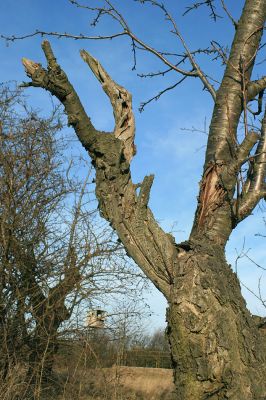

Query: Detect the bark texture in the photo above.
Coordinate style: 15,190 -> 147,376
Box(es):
22,0 -> 266,398
167,242 -> 266,399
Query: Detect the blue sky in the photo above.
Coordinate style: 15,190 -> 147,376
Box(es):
0,0 -> 265,330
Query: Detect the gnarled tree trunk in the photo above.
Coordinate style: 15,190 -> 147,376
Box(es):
166,243 -> 266,399
22,0 -> 266,397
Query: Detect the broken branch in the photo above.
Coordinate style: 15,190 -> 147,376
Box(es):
137,175 -> 154,209
80,49 -> 136,162
22,41 -> 99,151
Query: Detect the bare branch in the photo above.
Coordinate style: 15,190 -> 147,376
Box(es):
137,47 -> 219,80
1,30 -> 127,42
135,0 -> 216,99
236,130 -> 260,166
139,76 -> 188,112
2,3 -> 198,82
220,0 -> 238,28
22,40 -> 100,151
210,41 -> 229,65
245,254 -> 266,271
126,30 -> 198,77
240,279 -> 266,309
238,109 -> 266,220
157,1 -> 216,98
247,89 -> 264,117
1,0 -> 221,103
249,120 -> 266,193
183,0 -> 219,21
247,76 -> 266,101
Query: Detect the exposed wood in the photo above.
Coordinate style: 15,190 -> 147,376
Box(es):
80,50 -> 136,163
21,0 -> 266,397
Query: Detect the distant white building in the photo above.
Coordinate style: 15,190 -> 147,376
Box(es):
86,309 -> 107,328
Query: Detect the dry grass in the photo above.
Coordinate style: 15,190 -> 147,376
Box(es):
115,366 -> 175,399
0,364 -> 175,399
0,364 -> 26,400
57,366 -> 175,400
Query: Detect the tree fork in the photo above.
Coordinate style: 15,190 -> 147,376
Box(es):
22,17 -> 266,399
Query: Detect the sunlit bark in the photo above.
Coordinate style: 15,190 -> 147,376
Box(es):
22,0 -> 266,398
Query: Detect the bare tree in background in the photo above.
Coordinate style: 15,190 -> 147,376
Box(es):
0,84 -> 71,388
3,0 -> 266,398
0,84 -> 145,397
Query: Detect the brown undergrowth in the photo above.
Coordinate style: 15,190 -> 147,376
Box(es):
57,366 -> 175,400
0,365 -> 175,400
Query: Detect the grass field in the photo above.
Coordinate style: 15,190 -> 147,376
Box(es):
57,366 -> 176,400
0,364 -> 175,399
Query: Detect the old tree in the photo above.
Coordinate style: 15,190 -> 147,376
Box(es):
18,0 -> 266,398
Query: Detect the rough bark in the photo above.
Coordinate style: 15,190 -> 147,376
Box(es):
167,242 -> 266,399
21,0 -> 266,398
190,0 -> 266,244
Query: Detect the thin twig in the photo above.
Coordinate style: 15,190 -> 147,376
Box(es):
139,76 -> 188,112
220,0 -> 238,28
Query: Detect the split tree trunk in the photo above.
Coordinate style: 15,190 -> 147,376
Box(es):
21,0 -> 266,397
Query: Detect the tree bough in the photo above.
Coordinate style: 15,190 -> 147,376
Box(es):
22,0 -> 266,397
